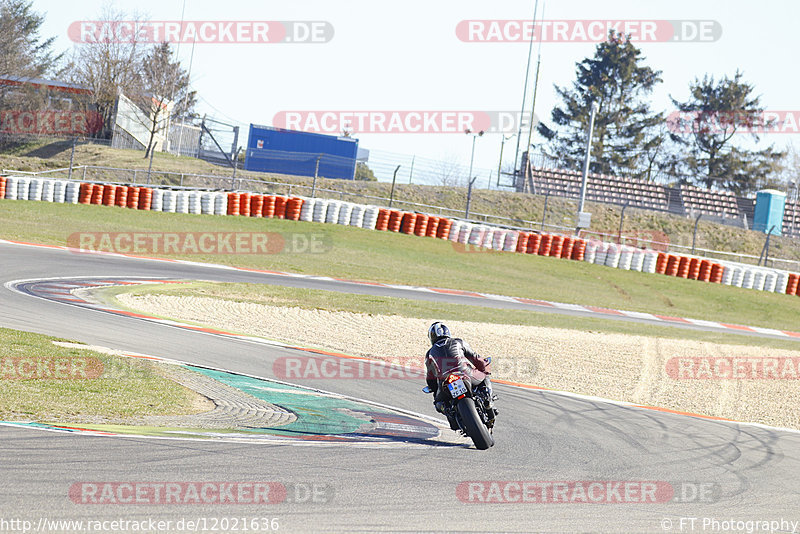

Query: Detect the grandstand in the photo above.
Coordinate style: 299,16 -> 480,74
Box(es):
530,166 -> 668,211
784,199 -> 800,238
526,165 -> 800,235
678,185 -> 741,218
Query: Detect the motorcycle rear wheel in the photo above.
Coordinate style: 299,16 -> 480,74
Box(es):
456,398 -> 494,450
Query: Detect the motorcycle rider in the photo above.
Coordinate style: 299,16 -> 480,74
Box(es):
425,322 -> 497,431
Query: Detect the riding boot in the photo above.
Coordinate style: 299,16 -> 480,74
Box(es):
483,378 -> 499,416
446,414 -> 459,431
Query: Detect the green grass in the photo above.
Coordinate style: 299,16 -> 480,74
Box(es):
2,200 -> 800,333
0,138 -> 242,176
105,282 -> 800,351
3,138 -> 800,264
0,327 -> 201,422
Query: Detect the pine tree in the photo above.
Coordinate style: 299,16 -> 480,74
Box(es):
0,0 -> 63,109
667,71 -> 784,194
537,31 -> 663,178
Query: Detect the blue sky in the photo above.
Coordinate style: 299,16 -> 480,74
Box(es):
33,0 -> 800,181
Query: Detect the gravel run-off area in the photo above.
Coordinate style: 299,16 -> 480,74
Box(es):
118,294 -> 800,430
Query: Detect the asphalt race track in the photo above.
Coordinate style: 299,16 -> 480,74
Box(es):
1,241 -> 800,533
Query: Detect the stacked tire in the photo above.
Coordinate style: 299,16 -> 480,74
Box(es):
285,197 -> 304,220
10,178 -> 800,300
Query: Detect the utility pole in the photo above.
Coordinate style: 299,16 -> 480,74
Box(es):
525,0 -> 546,154
512,0 -> 540,180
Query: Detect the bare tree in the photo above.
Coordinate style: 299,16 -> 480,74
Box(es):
136,42 -> 193,158
68,5 -> 147,137
778,142 -> 800,188
433,153 -> 467,187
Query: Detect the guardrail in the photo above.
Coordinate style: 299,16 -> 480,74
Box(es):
8,164 -> 570,232
3,164 -> 799,270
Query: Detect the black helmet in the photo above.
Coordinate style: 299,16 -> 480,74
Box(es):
428,322 -> 451,344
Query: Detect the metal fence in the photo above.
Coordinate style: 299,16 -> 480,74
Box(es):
6,162 -> 800,270
2,129 -> 799,269
365,149 -> 499,188
167,121 -> 202,158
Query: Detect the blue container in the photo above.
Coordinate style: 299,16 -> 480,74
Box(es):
244,125 -> 358,180
752,189 -> 786,235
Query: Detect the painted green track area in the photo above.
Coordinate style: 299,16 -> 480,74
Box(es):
1,365 -> 445,445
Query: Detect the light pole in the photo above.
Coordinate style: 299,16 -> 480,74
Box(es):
497,133 -> 516,188
466,128 -> 484,190
465,129 -> 484,218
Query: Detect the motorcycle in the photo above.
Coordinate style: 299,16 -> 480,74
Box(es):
423,357 -> 496,450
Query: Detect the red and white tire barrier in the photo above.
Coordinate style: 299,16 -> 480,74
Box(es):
3,174 -> 799,298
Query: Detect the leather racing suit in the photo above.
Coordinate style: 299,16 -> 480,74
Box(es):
425,337 -> 494,428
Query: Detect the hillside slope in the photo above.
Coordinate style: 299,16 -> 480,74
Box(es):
2,138 -> 798,266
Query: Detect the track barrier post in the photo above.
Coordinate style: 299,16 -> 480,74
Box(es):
389,164 -> 401,208
691,214 -> 702,255
618,202 -> 629,244
311,154 -> 321,198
